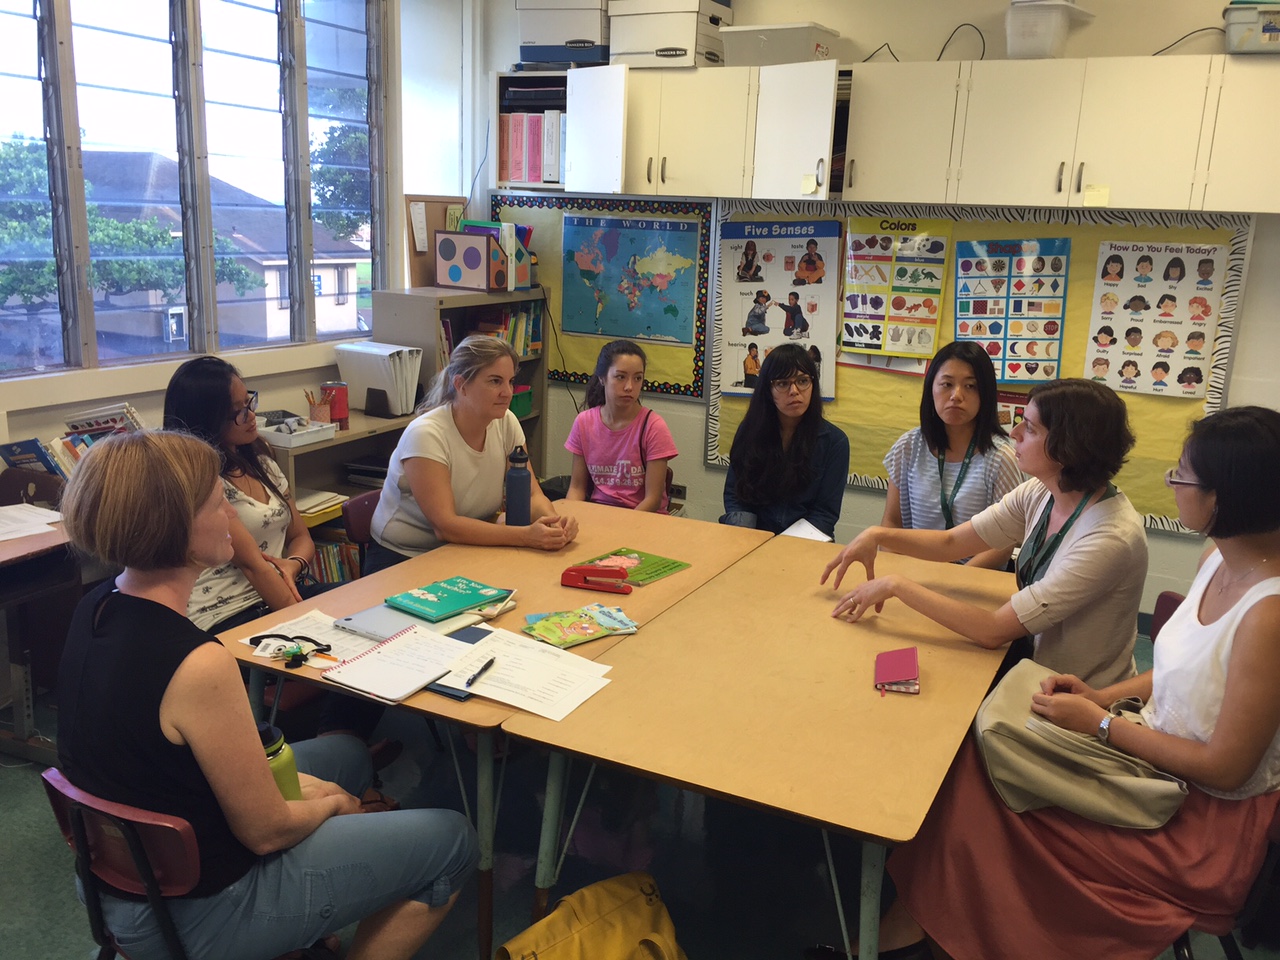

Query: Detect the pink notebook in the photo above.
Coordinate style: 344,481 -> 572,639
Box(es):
874,646 -> 920,696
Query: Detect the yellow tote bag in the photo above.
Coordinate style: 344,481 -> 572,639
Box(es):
496,872 -> 689,960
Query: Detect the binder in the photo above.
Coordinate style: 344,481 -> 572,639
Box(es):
334,342 -> 423,416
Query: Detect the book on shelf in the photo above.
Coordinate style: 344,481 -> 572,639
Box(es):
385,576 -> 514,623
542,110 -> 561,183
322,623 -> 472,702
294,488 -> 349,514
64,401 -> 145,434
526,113 -> 544,183
509,112 -> 527,183
497,113 -> 511,183
1,438 -> 66,478
559,115 -> 567,183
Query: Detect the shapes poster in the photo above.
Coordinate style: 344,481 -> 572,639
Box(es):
719,219 -> 841,399
842,217 -> 953,358
1083,240 -> 1225,399
953,238 -> 1070,385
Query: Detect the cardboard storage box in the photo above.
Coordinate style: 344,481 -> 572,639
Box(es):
610,10 -> 728,66
518,6 -> 609,62
719,22 -> 839,66
609,0 -> 730,15
1223,3 -> 1280,53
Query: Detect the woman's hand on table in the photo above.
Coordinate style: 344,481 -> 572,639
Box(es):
522,515 -> 576,551
821,528 -> 882,592
831,574 -> 899,622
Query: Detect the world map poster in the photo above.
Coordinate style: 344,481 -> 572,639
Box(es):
561,214 -> 700,344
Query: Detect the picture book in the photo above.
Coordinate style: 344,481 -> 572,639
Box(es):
385,576 -> 513,623
578,547 -> 690,587
523,603 -> 638,649
322,623 -> 472,702
874,646 -> 920,696
1,438 -> 65,478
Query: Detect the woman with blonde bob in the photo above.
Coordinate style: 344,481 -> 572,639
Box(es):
366,335 -> 577,573
57,431 -> 477,960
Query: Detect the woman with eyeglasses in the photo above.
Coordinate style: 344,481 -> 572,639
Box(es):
164,357 -> 321,635
721,343 -> 849,539
876,406 -> 1280,960
823,378 -> 1147,688
882,341 -> 1023,569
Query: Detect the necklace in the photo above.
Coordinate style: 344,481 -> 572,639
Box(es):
1218,556 -> 1271,595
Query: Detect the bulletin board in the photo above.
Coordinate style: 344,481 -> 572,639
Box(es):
706,199 -> 1252,530
493,194 -> 712,397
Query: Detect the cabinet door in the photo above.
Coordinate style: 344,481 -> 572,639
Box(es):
752,60 -> 839,200
953,59 -> 1085,207
842,61 -> 961,204
622,70 -> 663,196
655,67 -> 755,198
1202,57 -> 1280,214
1070,56 -> 1211,210
565,64 -> 628,194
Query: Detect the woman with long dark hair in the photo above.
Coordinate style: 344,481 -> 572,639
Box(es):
565,339 -> 678,512
163,356 -> 318,634
882,340 -> 1023,568
721,343 -> 849,538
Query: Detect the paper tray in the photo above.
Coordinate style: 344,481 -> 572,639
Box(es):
260,421 -> 337,448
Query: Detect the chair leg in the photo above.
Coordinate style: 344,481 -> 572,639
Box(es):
1172,931 -> 1195,960
1218,933 -> 1245,960
426,717 -> 446,752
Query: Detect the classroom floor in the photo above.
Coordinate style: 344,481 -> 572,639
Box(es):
3,639 -> 1278,960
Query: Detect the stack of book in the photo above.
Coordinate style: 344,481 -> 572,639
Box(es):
344,455 -> 388,490
440,299 -> 543,360
498,107 -> 564,185
0,402 -> 146,479
314,540 -> 361,583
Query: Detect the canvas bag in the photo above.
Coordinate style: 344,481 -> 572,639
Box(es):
496,872 -> 689,960
973,658 -> 1189,829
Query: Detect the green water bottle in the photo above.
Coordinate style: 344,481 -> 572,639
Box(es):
257,721 -> 302,800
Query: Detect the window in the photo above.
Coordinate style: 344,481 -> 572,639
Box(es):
0,0 -> 386,375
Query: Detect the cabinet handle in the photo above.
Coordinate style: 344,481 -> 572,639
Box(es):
660,156 -> 667,184
1076,162 -> 1085,193
1056,161 -> 1065,193
816,158 -> 825,188
646,157 -> 653,184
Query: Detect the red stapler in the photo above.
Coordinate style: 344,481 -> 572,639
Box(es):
561,564 -> 633,595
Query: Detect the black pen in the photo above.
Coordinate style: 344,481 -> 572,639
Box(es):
465,657 -> 496,688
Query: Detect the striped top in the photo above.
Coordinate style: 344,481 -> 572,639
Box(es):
884,428 -> 1023,531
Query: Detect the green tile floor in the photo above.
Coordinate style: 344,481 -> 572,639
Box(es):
3,635 -> 1278,960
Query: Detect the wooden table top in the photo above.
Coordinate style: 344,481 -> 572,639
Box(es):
0,523 -> 70,568
221,500 -> 772,727
503,534 -> 1014,845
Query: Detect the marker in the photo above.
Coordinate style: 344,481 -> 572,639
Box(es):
465,657 -> 496,688
310,651 -> 339,663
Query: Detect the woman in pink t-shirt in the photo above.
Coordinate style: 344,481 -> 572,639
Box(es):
565,340 -> 679,512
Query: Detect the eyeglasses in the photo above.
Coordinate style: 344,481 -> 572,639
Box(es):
230,390 -> 259,425
770,375 -> 814,394
1164,466 -> 1201,488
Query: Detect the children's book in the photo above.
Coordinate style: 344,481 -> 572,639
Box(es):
874,646 -> 920,696
523,603 -> 637,649
385,576 -> 514,623
578,547 -> 690,587
322,623 -> 472,702
1,439 -> 65,477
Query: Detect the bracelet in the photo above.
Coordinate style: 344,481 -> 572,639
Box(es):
286,555 -> 310,582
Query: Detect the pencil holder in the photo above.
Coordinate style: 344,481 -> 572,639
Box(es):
308,401 -> 331,424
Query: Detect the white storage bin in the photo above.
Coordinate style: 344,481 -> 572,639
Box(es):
517,0 -> 606,8
719,22 -> 839,66
259,421 -> 337,448
610,11 -> 725,66
1005,1 -> 1092,59
609,0 -> 730,19
1224,4 -> 1280,53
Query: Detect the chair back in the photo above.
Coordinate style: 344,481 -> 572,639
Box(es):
1150,590 -> 1186,643
342,490 -> 381,568
41,767 -> 200,898
0,466 -> 65,508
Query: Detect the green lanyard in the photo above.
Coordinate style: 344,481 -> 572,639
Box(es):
936,435 -> 978,530
1016,484 -> 1115,590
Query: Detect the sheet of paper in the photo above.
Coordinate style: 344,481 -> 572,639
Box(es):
0,504 -> 59,541
238,609 -> 381,662
437,628 -> 611,721
780,517 -> 833,542
409,201 -> 429,253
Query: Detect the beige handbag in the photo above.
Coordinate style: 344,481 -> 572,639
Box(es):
974,658 -> 1188,829
496,872 -> 689,960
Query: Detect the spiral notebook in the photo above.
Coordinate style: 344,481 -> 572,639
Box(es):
322,623 -> 471,702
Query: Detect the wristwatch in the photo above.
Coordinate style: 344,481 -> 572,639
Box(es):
1097,713 -> 1114,744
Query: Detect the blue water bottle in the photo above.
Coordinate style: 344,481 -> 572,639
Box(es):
505,445 -> 531,527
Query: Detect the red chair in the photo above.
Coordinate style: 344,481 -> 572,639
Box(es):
1149,589 -> 1185,643
341,489 -> 381,572
41,767 -> 198,960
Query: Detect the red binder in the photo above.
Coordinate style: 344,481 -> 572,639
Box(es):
874,646 -> 920,696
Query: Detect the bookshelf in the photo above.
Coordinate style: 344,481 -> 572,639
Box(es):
493,71 -> 567,191
370,285 -> 550,476
265,409 -> 416,501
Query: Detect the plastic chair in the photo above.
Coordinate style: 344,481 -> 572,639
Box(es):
1149,589 -> 1185,643
0,465 -> 65,507
41,767 -> 198,960
341,489 -> 381,571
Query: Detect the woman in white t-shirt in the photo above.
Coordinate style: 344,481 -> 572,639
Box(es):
366,336 -> 578,573
163,357 -> 319,635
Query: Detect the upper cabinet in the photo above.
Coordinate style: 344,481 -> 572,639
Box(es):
1201,56 -> 1280,214
752,60 -> 840,201
563,64 -> 756,198
842,61 -> 964,204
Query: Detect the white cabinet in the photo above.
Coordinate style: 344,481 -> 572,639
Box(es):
841,61 -> 964,204
950,59 -> 1085,207
1201,56 -> 1280,214
752,60 -> 839,201
563,64 -> 756,198
1071,56 -> 1212,210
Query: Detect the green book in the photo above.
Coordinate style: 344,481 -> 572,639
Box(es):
385,576 -> 513,623
578,547 -> 690,587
